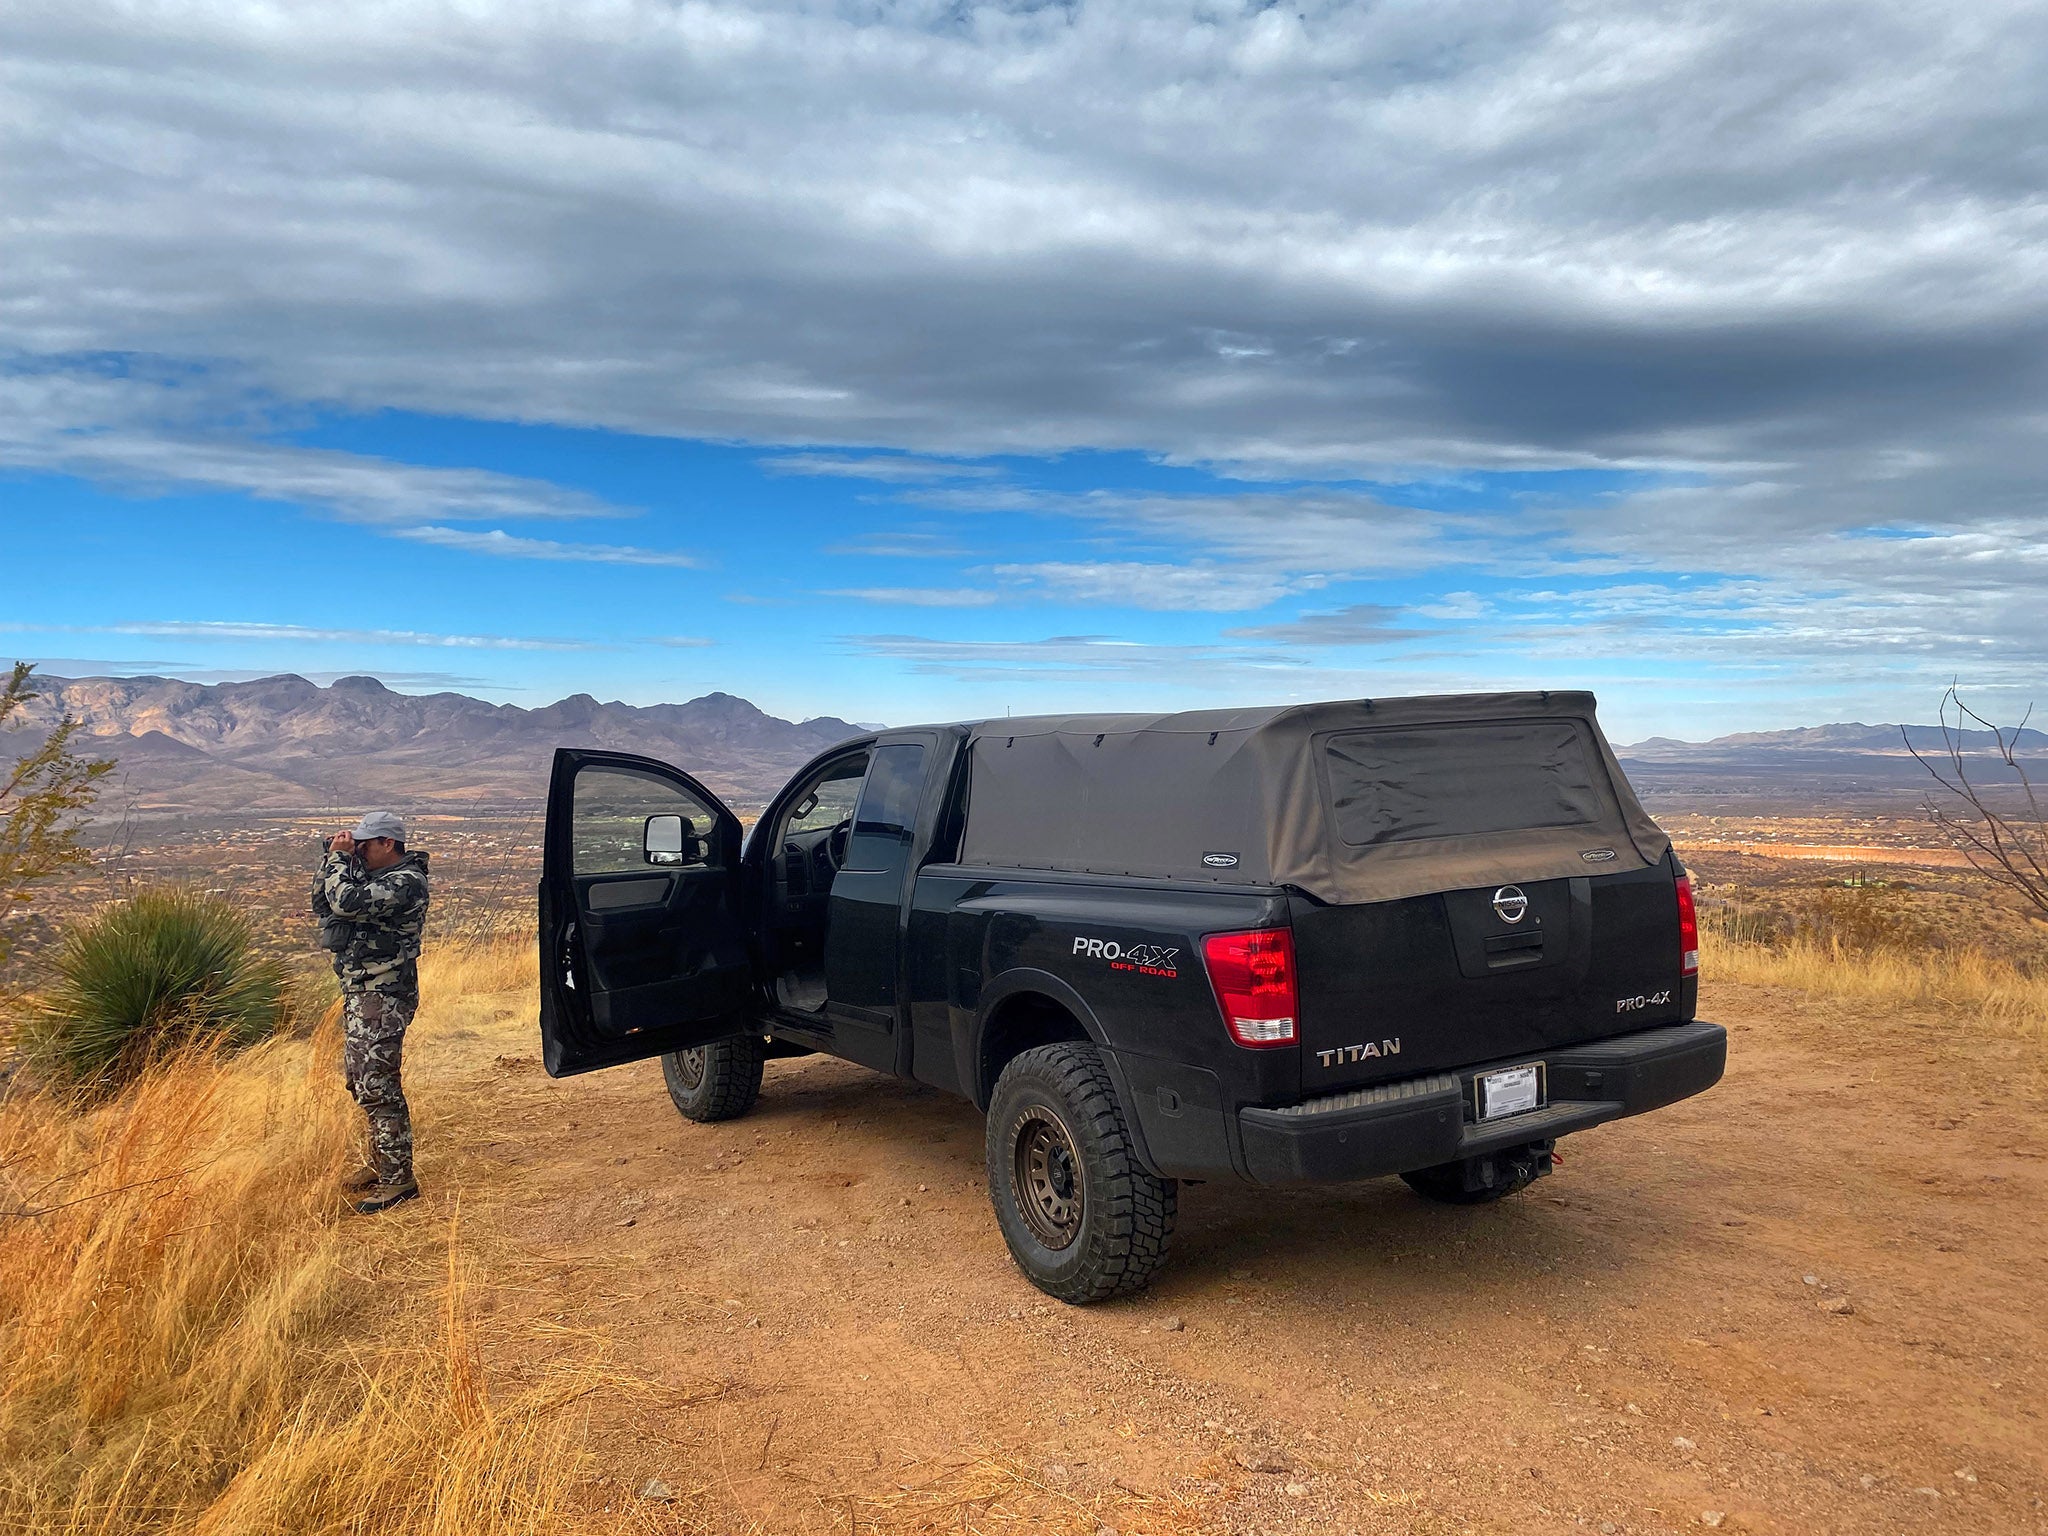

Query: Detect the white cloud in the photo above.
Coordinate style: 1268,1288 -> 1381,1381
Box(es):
989,560 -> 1321,613
1225,604 -> 1425,644
0,368 -> 617,524
3,0 -> 2042,480
1416,592 -> 1489,621
762,454 -> 1001,483
392,525 -> 700,566
837,558 -> 1333,612
910,484 -> 1478,579
5,620 -> 604,652
845,632 -> 1269,683
828,587 -> 1001,608
826,529 -> 976,559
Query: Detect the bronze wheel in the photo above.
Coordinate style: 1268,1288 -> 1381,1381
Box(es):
1011,1106 -> 1085,1250
672,1046 -> 706,1091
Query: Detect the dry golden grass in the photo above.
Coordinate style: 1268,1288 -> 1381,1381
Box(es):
1695,884 -> 2048,1056
421,936 -> 538,1010
0,950 -> 594,1535
1701,917 -> 2048,1045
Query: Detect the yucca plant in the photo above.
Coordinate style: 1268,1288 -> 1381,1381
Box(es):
27,888 -> 287,1087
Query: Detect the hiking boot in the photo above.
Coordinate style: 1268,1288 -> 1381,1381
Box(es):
341,1166 -> 380,1193
350,1176 -> 420,1214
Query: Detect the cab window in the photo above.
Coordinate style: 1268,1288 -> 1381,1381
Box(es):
843,743 -> 929,872
785,757 -> 867,835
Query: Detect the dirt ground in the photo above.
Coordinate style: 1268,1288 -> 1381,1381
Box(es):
407,983 -> 2047,1536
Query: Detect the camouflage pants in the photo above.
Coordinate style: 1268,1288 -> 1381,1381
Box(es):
342,990 -> 414,1183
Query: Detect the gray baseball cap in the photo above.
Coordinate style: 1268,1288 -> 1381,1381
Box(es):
350,810 -> 407,842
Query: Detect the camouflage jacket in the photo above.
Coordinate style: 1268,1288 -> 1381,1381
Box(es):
314,849 -> 431,1001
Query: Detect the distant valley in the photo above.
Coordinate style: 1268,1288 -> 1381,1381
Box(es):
1616,719 -> 2046,812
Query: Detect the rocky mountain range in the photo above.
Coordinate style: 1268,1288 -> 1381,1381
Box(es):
7,672 -> 2041,822
6,673 -> 864,817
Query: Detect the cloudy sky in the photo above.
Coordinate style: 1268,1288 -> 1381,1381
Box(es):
4,0 -> 2044,738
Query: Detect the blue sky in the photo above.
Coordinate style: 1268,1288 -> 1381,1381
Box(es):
4,2 -> 2045,740
0,414 -> 1676,714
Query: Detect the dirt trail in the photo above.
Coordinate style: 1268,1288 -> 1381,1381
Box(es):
410,987 -> 2047,1535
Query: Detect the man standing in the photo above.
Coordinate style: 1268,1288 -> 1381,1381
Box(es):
314,810 -> 431,1214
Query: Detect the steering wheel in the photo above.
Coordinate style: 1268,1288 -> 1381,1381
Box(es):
827,819 -> 852,869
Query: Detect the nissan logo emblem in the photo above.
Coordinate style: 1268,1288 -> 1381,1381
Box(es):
1492,885 -> 1529,924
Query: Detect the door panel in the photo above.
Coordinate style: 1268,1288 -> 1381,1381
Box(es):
586,875 -> 674,911
823,739 -> 932,1070
540,749 -> 755,1077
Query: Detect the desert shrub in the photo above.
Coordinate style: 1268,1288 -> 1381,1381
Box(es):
0,661 -> 116,967
1789,884 -> 1940,954
1698,900 -> 1785,948
1697,883 -> 1946,959
26,887 -> 288,1087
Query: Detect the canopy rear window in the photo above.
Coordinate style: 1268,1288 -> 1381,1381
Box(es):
1323,721 -> 1602,847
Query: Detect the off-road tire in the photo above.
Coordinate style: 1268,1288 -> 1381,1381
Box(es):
661,1035 -> 765,1122
1400,1156 -> 1536,1205
985,1042 -> 1177,1304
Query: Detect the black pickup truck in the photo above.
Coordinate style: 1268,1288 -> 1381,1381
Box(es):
538,692 -> 1724,1302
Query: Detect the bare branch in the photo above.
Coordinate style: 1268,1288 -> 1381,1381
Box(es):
1908,686 -> 2048,921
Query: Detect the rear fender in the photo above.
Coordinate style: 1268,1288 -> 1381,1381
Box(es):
970,969 -> 1165,1176
971,969 -> 1106,1107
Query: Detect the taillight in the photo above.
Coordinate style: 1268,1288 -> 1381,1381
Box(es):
1675,874 -> 1700,978
1202,927 -> 1298,1048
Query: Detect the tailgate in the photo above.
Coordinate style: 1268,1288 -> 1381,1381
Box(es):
1288,857 -> 1691,1092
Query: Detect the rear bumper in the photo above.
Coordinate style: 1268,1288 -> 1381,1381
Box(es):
1235,1020 -> 1727,1187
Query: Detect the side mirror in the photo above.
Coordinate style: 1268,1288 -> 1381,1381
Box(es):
644,814 -> 692,866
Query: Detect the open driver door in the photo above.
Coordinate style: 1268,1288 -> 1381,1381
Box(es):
539,748 -> 755,1076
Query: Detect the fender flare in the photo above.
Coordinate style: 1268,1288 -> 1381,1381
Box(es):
967,970 -> 1162,1176
969,968 -> 1106,1106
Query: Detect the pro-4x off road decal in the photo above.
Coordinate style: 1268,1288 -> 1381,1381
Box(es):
1071,935 -> 1181,978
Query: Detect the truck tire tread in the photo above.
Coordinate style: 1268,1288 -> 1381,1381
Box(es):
662,1035 -> 765,1122
986,1041 -> 1177,1303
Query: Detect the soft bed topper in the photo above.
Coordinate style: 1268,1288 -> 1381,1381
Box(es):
956,691 -> 1669,904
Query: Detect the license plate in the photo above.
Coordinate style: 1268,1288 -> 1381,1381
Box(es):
1475,1063 -> 1545,1121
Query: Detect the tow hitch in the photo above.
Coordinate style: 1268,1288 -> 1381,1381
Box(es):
1460,1140 -> 1555,1196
